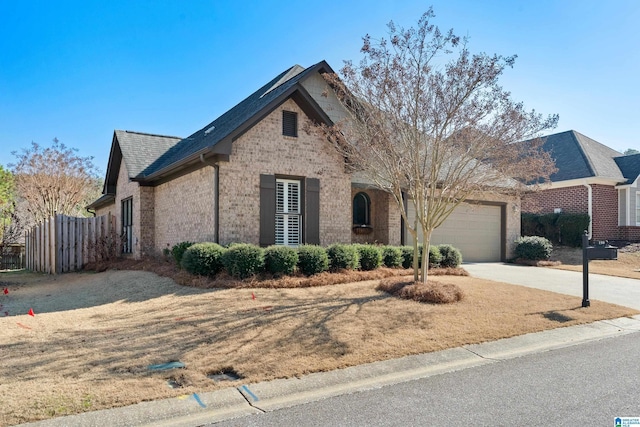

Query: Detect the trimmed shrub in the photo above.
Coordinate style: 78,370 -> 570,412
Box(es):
437,244 -> 462,268
355,244 -> 382,271
521,213 -> 590,247
264,245 -> 298,276
515,236 -> 553,260
381,246 -> 403,268
297,245 -> 329,276
181,242 -> 226,276
400,246 -> 415,269
222,244 -> 265,279
557,214 -> 591,247
171,241 -> 194,267
327,244 -> 359,271
427,245 -> 442,268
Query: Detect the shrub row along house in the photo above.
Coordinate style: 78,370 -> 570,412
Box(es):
87,60 -> 521,262
522,130 -> 640,241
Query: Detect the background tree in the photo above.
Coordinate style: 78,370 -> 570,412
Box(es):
319,9 -> 558,283
624,148 -> 639,155
0,165 -> 21,251
10,139 -> 102,225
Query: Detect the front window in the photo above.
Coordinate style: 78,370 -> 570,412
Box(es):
122,197 -> 133,254
275,179 -> 301,246
353,192 -> 371,225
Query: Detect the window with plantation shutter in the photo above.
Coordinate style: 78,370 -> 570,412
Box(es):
275,179 -> 301,246
282,111 -> 298,137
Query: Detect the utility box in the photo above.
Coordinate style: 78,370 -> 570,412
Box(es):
587,240 -> 618,260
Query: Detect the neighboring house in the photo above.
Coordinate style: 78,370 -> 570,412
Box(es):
522,130 -> 640,241
88,60 -> 520,262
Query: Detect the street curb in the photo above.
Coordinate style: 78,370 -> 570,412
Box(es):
19,315 -> 640,427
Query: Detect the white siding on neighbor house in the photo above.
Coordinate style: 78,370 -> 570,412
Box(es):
630,189 -> 639,225
636,191 -> 640,226
619,188 -> 627,226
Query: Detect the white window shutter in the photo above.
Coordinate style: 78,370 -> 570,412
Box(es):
275,179 -> 302,246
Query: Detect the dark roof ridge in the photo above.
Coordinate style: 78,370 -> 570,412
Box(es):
614,151 -> 640,159
569,130 -> 597,177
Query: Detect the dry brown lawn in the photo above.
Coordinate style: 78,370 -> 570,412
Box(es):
1,268 -> 637,426
550,247 -> 640,279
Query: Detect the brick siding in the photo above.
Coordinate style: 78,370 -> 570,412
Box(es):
522,186 -> 588,214
154,167 -> 216,252
618,226 -> 640,240
217,99 -> 352,246
522,184 -> 624,240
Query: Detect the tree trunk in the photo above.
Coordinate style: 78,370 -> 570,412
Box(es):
412,216 -> 419,282
420,231 -> 432,284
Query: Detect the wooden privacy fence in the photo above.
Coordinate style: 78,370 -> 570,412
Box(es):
25,213 -> 116,274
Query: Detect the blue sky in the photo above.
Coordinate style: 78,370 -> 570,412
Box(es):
1,0 -> 639,175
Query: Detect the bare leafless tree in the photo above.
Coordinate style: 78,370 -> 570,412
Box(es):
317,9 -> 558,283
10,139 -> 102,226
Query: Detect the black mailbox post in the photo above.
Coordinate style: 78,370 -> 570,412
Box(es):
582,231 -> 618,307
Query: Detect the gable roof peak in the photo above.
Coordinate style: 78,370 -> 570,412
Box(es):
116,129 -> 183,140
538,130 -> 624,182
261,64 -> 307,98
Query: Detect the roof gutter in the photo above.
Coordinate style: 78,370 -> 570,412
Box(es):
139,146 -> 214,182
583,182 -> 593,239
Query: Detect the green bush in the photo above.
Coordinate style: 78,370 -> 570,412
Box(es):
264,246 -> 298,276
181,242 -> 226,276
355,244 -> 382,271
400,246 -> 415,269
297,245 -> 329,276
221,244 -> 265,279
381,246 -> 403,268
327,244 -> 359,271
437,244 -> 462,268
398,244 -> 442,269
521,213 -> 590,247
515,236 -> 553,260
557,214 -> 591,247
171,241 -> 194,267
427,245 -> 442,268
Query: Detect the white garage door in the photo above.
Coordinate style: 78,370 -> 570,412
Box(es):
405,202 -> 502,262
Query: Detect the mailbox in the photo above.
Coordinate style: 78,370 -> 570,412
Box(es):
587,240 -> 618,260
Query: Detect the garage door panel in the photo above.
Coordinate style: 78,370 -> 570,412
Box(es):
405,203 -> 502,262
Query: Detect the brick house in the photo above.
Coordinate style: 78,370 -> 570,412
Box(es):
522,130 -> 640,240
88,60 -> 521,262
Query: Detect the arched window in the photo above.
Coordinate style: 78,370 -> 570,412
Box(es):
353,192 -> 371,225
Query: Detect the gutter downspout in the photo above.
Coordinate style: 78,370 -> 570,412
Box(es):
583,182 -> 592,239
86,208 -> 96,217
200,154 -> 220,243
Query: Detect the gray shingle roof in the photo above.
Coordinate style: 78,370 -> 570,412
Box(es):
115,130 -> 182,179
540,130 -> 624,182
614,153 -> 640,184
138,61 -> 331,178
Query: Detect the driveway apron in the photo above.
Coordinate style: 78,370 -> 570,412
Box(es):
464,263 -> 640,310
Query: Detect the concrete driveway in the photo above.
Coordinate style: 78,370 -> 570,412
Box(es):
464,263 -> 640,310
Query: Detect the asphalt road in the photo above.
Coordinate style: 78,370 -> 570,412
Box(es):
212,332 -> 640,426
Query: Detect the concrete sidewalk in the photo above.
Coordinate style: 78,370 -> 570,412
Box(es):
20,315 -> 640,427
464,263 -> 640,310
